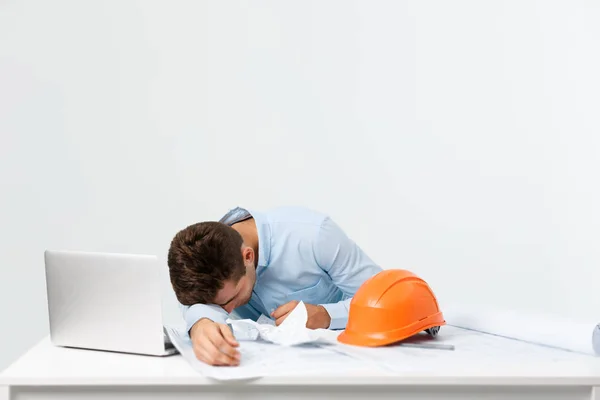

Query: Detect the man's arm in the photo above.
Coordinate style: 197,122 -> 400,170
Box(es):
179,302 -> 230,334
179,303 -> 241,366
313,216 -> 383,330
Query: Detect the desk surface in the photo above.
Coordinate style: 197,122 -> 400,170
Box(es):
2,327 -> 600,387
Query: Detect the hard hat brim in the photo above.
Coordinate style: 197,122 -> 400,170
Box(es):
337,313 -> 446,347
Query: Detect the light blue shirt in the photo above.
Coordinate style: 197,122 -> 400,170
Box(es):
180,206 -> 382,331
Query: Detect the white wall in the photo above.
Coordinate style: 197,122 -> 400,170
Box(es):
1,0 -> 599,370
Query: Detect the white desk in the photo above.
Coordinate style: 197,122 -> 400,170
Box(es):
2,330 -> 600,400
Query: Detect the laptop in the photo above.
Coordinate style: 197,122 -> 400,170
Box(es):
44,250 -> 177,356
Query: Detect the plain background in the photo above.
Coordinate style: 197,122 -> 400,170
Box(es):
1,0 -> 599,371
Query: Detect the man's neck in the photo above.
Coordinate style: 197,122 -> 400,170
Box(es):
231,218 -> 260,267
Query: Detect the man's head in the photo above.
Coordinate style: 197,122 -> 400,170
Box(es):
167,221 -> 256,313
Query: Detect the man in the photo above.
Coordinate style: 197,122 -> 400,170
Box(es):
167,206 -> 382,366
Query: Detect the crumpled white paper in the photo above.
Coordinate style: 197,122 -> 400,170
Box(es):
226,301 -> 324,346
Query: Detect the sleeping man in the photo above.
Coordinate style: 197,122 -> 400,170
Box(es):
167,206 -> 382,366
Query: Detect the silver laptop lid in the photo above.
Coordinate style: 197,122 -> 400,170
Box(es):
44,250 -> 167,356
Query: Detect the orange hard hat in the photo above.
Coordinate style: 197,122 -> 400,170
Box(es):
337,269 -> 445,347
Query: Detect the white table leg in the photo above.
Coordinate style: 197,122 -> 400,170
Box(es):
591,386 -> 599,400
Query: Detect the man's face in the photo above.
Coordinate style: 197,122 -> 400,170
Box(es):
213,263 -> 256,313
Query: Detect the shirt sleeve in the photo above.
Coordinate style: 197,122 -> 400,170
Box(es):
313,216 -> 383,330
179,302 -> 230,334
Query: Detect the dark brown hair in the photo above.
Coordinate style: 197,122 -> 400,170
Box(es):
167,221 -> 246,305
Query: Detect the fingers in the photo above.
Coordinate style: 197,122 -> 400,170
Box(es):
195,345 -> 237,367
271,300 -> 298,320
198,334 -> 240,366
219,324 -> 240,348
193,345 -> 216,366
206,334 -> 240,366
275,310 -> 292,326
210,324 -> 241,361
192,324 -> 241,366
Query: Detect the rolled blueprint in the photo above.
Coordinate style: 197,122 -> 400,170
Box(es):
443,304 -> 600,356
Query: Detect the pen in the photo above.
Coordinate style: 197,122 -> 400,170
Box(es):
399,342 -> 455,351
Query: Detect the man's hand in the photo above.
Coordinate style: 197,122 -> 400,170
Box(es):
189,318 -> 240,366
271,301 -> 331,329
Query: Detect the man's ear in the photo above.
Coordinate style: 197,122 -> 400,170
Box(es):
241,246 -> 254,265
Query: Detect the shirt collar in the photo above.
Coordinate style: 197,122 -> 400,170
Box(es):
219,207 -> 271,271
246,208 -> 271,271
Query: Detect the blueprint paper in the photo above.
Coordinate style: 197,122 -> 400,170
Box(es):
164,326 -> 369,380
226,301 -> 327,346
165,324 -> 598,379
444,304 -> 600,356
228,320 -> 260,341
257,314 -> 276,326
323,325 -> 598,374
166,326 -> 278,380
